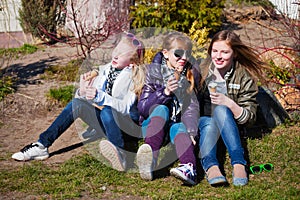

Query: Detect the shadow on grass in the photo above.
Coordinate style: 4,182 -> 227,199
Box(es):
49,134 -> 103,158
245,86 -> 290,139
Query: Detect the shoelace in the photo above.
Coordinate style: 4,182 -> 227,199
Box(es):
179,163 -> 195,177
20,143 -> 38,153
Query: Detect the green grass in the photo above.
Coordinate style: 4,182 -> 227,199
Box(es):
47,85 -> 76,107
1,123 -> 299,199
0,76 -> 15,101
0,44 -> 38,100
42,59 -> 82,82
43,58 -> 85,107
0,44 -> 38,58
42,59 -> 82,107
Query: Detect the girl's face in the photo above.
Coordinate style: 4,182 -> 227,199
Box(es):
211,40 -> 234,71
111,40 -> 135,70
163,40 -> 191,73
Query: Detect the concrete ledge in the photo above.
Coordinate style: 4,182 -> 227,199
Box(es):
0,31 -> 33,48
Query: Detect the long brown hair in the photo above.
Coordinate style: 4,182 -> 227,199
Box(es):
201,30 -> 268,86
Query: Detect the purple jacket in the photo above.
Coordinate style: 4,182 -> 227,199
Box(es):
137,52 -> 200,137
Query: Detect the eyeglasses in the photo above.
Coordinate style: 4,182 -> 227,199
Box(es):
172,49 -> 191,58
250,163 -> 274,174
126,32 -> 142,58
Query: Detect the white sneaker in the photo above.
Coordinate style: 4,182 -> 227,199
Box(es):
170,163 -> 197,186
99,140 -> 126,172
12,142 -> 49,161
136,144 -> 154,181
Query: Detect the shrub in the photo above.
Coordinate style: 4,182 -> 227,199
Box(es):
144,47 -> 158,64
188,22 -> 210,61
130,0 -> 225,34
19,0 -> 66,41
229,0 -> 273,7
266,60 -> 291,85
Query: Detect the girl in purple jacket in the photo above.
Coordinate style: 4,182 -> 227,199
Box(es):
136,32 -> 200,186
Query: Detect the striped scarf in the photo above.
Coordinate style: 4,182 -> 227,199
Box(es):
105,66 -> 121,95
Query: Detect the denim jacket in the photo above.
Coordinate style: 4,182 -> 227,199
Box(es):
137,52 -> 200,136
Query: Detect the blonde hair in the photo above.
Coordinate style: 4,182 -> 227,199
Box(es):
120,33 -> 146,98
162,32 -> 195,93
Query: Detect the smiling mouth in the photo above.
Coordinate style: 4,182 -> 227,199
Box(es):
215,60 -> 224,64
178,61 -> 186,65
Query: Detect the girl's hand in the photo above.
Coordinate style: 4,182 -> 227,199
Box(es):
210,92 -> 244,118
79,70 -> 97,96
210,92 -> 230,106
190,136 -> 196,146
164,76 -> 179,95
86,86 -> 97,100
79,74 -> 87,96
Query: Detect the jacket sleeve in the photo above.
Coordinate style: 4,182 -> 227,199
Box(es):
152,52 -> 163,64
137,65 -> 172,119
235,75 -> 258,126
181,90 -> 200,137
97,89 -> 136,115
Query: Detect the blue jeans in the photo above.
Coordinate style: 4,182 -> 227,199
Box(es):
198,105 -> 246,172
38,98 -> 137,149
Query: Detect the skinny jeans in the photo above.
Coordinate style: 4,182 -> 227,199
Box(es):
199,105 -> 246,171
38,98 -> 137,149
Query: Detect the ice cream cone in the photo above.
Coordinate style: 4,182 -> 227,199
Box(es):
174,71 -> 180,81
208,82 -> 217,93
85,70 -> 99,81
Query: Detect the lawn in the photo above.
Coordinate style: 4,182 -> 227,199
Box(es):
0,122 -> 299,199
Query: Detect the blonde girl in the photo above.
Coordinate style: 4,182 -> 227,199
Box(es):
12,33 -> 145,173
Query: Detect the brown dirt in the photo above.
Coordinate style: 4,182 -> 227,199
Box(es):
0,43 -> 85,169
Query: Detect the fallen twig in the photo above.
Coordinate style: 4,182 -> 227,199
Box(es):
15,93 -> 35,100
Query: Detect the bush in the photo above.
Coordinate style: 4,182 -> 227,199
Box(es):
19,0 -> 66,41
130,0 -> 225,34
188,22 -> 210,61
267,60 -> 291,85
144,47 -> 158,64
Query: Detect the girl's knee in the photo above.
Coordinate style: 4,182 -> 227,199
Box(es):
213,105 -> 232,116
151,105 -> 169,120
199,116 -> 214,129
170,123 -> 187,143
